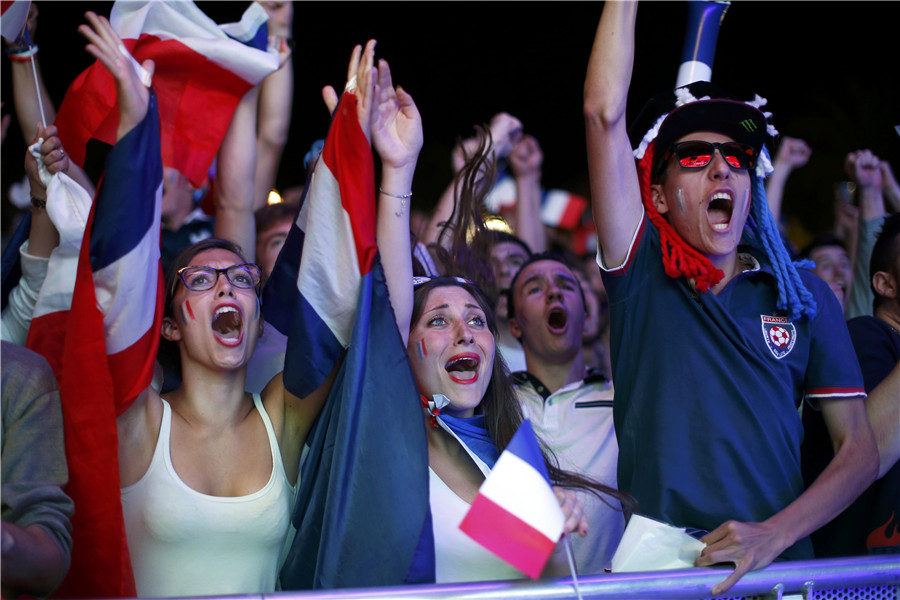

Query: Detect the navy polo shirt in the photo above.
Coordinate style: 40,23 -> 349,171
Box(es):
600,215 -> 865,560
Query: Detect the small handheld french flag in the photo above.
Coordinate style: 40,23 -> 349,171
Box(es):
459,419 -> 564,579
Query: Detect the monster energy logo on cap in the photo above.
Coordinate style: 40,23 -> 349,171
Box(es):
739,118 -> 758,133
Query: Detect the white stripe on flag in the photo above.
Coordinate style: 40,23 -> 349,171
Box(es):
479,451 -> 564,542
297,162 -> 361,348
218,1 -> 268,42
110,1 -> 277,84
93,223 -> 161,354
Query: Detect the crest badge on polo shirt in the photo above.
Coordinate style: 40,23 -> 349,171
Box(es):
761,315 -> 796,359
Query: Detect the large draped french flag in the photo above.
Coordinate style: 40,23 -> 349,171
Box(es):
460,419 -> 565,579
55,0 -> 277,188
267,93 -> 431,589
263,92 -> 377,400
27,94 -> 164,599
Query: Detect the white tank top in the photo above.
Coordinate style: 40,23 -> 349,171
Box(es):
121,395 -> 294,597
430,419 -> 523,583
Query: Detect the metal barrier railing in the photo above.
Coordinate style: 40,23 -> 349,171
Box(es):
180,555 -> 900,600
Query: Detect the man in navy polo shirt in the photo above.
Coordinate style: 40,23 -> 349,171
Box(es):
583,2 -> 877,594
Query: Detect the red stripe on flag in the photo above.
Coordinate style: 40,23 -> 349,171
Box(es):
459,493 -> 557,579
56,36 -> 253,188
52,208 -> 136,598
557,194 -> 587,230
25,310 -> 69,376
320,94 -> 376,276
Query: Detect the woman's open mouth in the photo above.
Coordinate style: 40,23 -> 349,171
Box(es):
445,353 -> 480,384
212,305 -> 243,346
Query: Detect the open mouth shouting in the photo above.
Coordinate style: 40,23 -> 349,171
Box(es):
547,306 -> 569,334
445,353 -> 481,384
707,191 -> 734,232
211,304 -> 244,346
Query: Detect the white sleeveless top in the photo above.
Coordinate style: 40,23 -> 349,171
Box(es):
430,419 -> 523,583
121,395 -> 294,597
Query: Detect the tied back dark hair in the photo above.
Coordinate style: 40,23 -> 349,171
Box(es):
158,238 -> 250,389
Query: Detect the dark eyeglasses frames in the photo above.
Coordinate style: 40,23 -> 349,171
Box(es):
173,263 -> 262,296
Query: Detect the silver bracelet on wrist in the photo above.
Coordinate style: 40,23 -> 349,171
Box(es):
379,188 -> 412,217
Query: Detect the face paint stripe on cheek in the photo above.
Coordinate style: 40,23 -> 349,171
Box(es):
416,339 -> 427,360
676,188 -> 686,214
184,300 -> 195,321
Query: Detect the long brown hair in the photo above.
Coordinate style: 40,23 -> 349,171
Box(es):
415,129 -> 635,514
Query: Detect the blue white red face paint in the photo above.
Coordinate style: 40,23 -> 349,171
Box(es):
416,339 -> 427,360
178,300 -> 195,325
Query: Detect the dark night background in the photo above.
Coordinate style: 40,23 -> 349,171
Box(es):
2,1 -> 898,251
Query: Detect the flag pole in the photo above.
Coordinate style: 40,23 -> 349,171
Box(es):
28,53 -> 47,128
564,533 -> 584,600
19,27 -> 47,127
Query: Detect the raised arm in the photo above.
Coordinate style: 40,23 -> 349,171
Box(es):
765,137 -> 811,224
253,0 -> 294,212
0,126 -> 64,345
845,149 -> 885,318
584,0 -> 642,268
214,84 -> 260,261
372,60 -> 423,346
5,3 -> 56,142
506,134 -> 547,254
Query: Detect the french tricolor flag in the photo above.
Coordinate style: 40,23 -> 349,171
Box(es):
263,91 -> 376,399
56,0 -> 277,188
460,419 -> 564,579
541,189 -> 588,231
274,91 -> 430,589
26,93 -> 164,599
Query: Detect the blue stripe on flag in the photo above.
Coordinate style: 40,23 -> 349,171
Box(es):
89,93 -> 162,272
505,419 -> 551,485
280,258 -> 431,588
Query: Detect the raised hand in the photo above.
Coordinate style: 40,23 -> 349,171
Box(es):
844,149 -> 884,192
509,134 -> 543,180
488,112 -> 523,160
773,137 -> 811,172
371,59 -> 422,171
25,124 -> 70,194
322,40 -> 376,141
78,11 -> 154,142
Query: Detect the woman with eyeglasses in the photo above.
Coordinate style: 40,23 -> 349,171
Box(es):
69,11 -> 333,596
117,236 -> 327,598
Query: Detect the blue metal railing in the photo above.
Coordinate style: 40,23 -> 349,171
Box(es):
156,555 -> 900,600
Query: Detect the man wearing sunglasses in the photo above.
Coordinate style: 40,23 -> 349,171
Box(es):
584,2 -> 877,594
